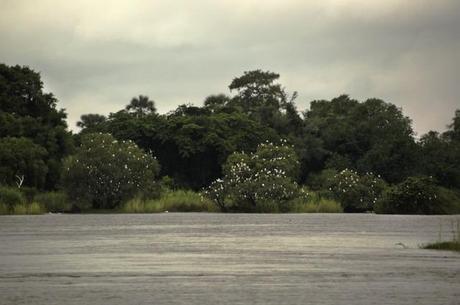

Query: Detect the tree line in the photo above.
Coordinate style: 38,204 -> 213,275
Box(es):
0,63 -> 459,214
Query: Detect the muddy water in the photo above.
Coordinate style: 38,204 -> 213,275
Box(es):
0,213 -> 459,305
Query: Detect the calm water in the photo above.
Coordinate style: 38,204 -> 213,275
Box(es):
0,213 -> 459,305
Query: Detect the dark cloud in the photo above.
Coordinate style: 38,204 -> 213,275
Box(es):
1,0 -> 459,134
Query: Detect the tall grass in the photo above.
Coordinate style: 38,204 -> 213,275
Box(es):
287,189 -> 343,214
34,191 -> 71,213
11,202 -> 45,215
289,197 -> 343,213
422,218 -> 460,252
0,186 -> 25,207
122,190 -> 217,213
0,202 -> 9,215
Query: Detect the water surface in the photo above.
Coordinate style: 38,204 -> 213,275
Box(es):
0,213 -> 459,305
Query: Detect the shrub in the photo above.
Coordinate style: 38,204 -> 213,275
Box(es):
375,176 -> 457,214
324,169 -> 387,212
34,191 -> 71,213
122,190 -> 216,213
205,141 -> 302,212
0,186 -> 26,208
62,133 -> 160,209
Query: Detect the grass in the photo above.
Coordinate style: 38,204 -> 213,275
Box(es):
422,219 -> 460,252
288,197 -> 343,213
10,202 -> 46,215
34,191 -> 71,213
0,202 -> 9,215
122,190 -> 217,213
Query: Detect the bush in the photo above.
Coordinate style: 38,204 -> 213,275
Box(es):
0,186 -> 26,208
62,133 -> 160,210
205,141 -> 302,212
122,190 -> 216,213
322,169 -> 387,212
375,176 -> 458,214
34,191 -> 71,213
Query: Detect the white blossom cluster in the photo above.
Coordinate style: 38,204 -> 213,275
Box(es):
329,168 -> 385,210
64,133 -> 159,208
205,141 -> 300,209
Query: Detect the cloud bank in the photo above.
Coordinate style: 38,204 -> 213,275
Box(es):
1,0 -> 459,134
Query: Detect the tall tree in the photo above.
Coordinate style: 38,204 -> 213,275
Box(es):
0,64 -> 73,189
125,95 -> 156,117
77,114 -> 107,130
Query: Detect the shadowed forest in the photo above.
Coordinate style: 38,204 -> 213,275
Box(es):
1,63 -> 459,214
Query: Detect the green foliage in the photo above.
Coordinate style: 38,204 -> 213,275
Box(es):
11,202 -> 45,215
324,169 -> 388,212
423,219 -> 460,252
423,241 -> 460,252
62,133 -> 160,209
288,196 -> 343,213
20,187 -> 39,203
305,95 -> 417,183
77,114 -> 107,131
125,95 -> 156,117
0,186 -> 26,207
122,190 -> 216,213
205,141 -> 302,212
418,131 -> 460,189
0,64 -> 73,190
0,186 -> 47,214
375,176 -> 457,214
0,137 -> 48,188
0,202 -> 9,214
34,191 -> 71,213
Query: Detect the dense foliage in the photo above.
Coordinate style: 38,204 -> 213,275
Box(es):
62,133 -> 160,209
323,169 -> 387,212
375,176 -> 460,214
1,63 -> 460,214
205,142 -> 304,212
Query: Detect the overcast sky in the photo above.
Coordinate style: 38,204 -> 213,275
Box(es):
1,0 -> 459,135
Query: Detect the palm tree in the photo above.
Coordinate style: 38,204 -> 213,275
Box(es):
125,95 -> 157,117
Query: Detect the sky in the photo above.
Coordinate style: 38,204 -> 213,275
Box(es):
0,0 -> 459,135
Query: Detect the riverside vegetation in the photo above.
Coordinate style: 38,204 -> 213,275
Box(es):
1,63 -> 460,214
422,219 -> 460,252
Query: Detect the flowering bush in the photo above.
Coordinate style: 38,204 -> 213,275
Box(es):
205,140 -> 302,212
326,169 -> 387,212
374,176 -> 458,214
62,133 -> 160,209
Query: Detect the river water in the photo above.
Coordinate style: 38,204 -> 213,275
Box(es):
0,213 -> 459,305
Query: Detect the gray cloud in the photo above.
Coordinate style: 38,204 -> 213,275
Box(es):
1,0 -> 459,134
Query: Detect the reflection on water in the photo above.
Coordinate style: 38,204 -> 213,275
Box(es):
0,213 -> 459,305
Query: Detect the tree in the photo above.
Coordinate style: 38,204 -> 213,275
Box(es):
205,141 -> 302,212
62,133 -> 160,209
324,168 -> 387,212
375,176 -> 460,214
0,63 -> 73,189
125,95 -> 156,117
229,70 -> 287,111
77,114 -> 107,130
304,95 -> 417,183
418,131 -> 460,189
443,109 -> 460,142
0,137 -> 48,188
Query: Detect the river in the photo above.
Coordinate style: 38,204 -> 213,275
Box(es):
0,213 -> 459,305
